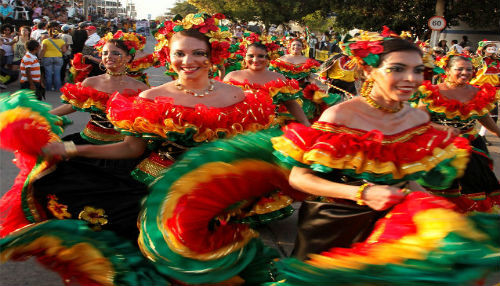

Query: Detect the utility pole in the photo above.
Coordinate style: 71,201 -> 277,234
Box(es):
84,0 -> 89,20
429,0 -> 445,47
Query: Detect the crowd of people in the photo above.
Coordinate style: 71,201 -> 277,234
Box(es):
0,10 -> 499,286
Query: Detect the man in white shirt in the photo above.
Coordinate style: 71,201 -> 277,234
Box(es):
450,40 -> 463,53
83,25 -> 100,48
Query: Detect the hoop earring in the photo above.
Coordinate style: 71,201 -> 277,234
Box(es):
99,62 -> 106,71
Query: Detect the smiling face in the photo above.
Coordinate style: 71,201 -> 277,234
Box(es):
446,58 -> 473,85
245,45 -> 268,71
169,34 -> 211,80
101,42 -> 130,72
367,50 -> 424,102
289,40 -> 303,55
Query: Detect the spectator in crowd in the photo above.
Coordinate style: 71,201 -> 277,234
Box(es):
82,24 -> 103,77
71,22 -> 87,55
40,21 -> 66,91
450,39 -> 463,53
0,0 -> 13,24
20,39 -> 43,99
82,25 -> 99,52
32,1 -> 42,18
12,25 -> 30,70
437,39 -> 449,53
308,33 -> 318,59
59,24 -> 72,83
459,35 -> 471,49
0,23 -> 18,83
462,46 -> 473,57
319,31 -> 328,50
31,21 -> 46,43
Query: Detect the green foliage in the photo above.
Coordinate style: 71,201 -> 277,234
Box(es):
170,0 -> 199,17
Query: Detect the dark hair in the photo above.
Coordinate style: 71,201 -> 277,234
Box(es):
106,39 -> 135,62
171,29 -> 211,55
26,39 -> 40,52
0,24 -> 13,33
246,42 -> 269,59
448,55 -> 472,69
451,40 -> 458,44
376,38 -> 422,67
37,22 -> 45,29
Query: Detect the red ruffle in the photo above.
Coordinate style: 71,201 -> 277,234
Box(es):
70,53 -> 92,83
106,89 -> 275,139
61,83 -> 143,111
270,58 -> 320,73
281,122 -> 470,164
0,153 -> 36,237
225,78 -> 300,92
420,81 -> 497,116
128,54 -> 159,70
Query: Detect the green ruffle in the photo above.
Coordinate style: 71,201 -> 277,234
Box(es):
140,128 -> 288,284
321,92 -> 342,106
269,66 -> 313,81
131,168 -> 157,185
268,212 -> 500,286
1,90 -> 65,136
299,98 -> 317,119
0,220 -> 169,286
272,90 -> 301,105
424,105 -> 488,122
274,152 -> 462,188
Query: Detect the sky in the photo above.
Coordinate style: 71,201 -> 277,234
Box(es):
132,0 -> 176,20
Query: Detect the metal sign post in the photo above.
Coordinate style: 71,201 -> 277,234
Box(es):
428,16 -> 446,47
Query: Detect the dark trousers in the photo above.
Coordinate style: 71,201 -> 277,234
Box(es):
20,81 -> 45,100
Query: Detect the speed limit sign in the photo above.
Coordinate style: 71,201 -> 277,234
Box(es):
428,16 -> 446,31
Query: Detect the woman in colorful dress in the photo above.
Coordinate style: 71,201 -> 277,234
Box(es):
269,29 -> 499,285
270,38 -> 324,119
224,42 -> 310,126
416,55 -> 500,212
0,14 -> 281,285
0,33 -> 149,238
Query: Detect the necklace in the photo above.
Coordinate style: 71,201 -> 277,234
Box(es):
361,80 -> 403,113
175,79 -> 215,97
106,70 -> 127,76
444,80 -> 467,89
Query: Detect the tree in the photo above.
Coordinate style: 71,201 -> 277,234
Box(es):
188,0 -> 323,27
324,0 -> 499,38
170,0 -> 199,17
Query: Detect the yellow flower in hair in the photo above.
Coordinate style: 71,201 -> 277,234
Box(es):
180,14 -> 204,29
355,31 -> 384,42
207,30 -> 233,43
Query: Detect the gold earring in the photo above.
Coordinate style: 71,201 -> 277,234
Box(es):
99,62 -> 106,71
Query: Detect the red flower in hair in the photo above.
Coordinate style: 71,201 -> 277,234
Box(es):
247,33 -> 260,43
213,13 -> 225,20
158,21 -> 175,35
349,41 -> 384,58
381,26 -> 397,38
211,41 -> 230,64
195,17 -> 218,34
114,30 -> 124,39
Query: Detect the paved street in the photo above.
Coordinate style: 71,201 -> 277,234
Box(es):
1,36 -> 499,285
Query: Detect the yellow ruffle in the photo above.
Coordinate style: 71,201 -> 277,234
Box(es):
61,95 -> 106,112
0,234 -> 115,286
470,72 -> 500,86
0,107 -> 60,142
267,85 -> 300,98
419,85 -> 498,121
272,136 -> 469,180
111,116 -> 274,142
307,208 -> 489,270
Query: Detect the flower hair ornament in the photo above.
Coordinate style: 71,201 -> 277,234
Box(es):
94,30 -> 146,55
240,32 -> 283,60
286,37 -> 308,54
341,26 -> 399,67
154,13 -> 233,67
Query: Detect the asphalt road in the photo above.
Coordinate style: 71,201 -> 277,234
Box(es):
1,36 -> 499,285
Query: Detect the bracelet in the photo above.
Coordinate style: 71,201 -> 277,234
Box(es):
355,183 -> 372,205
398,188 -> 411,195
63,141 -> 78,157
